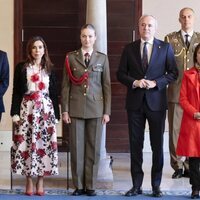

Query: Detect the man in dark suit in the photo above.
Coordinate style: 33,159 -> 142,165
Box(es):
117,15 -> 178,197
0,50 -> 9,121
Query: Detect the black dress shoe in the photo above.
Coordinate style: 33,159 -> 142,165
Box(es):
86,189 -> 96,196
191,189 -> 199,199
183,169 -> 190,178
172,169 -> 183,179
125,187 -> 142,196
72,189 -> 85,196
152,187 -> 163,198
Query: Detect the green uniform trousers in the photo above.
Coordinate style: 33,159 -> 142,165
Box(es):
69,117 -> 103,190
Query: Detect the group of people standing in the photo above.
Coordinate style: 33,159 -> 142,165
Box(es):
0,5 -> 198,200
117,7 -> 200,199
10,24 -> 111,197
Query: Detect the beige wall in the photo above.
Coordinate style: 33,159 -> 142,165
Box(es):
143,0 -> 200,40
0,0 -> 13,132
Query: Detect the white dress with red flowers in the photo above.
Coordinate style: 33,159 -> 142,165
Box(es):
11,65 -> 58,176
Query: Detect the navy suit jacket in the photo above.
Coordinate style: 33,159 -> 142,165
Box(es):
117,38 -> 178,111
0,50 -> 9,113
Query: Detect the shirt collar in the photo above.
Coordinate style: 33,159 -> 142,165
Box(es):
81,49 -> 93,56
181,30 -> 194,38
141,38 -> 154,45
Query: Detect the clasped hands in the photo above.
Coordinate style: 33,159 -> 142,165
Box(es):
133,79 -> 156,89
194,112 -> 200,120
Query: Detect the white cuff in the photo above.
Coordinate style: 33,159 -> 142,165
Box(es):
12,115 -> 20,122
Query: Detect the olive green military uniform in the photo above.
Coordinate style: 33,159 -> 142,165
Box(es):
165,31 -> 200,171
61,49 -> 111,190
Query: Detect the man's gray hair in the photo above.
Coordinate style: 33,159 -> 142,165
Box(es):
138,15 -> 158,29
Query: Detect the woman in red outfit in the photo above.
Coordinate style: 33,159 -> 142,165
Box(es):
176,43 -> 200,199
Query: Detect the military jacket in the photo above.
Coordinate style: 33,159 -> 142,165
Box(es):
61,49 -> 111,119
165,30 -> 200,102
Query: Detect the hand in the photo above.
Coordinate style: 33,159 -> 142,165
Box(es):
102,114 -> 110,124
133,79 -> 148,88
13,120 -> 20,127
62,112 -> 71,124
133,79 -> 156,89
194,112 -> 200,119
144,80 -> 156,89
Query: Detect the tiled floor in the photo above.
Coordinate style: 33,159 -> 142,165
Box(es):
0,152 -> 191,193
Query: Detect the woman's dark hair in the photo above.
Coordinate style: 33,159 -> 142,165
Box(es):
193,43 -> 200,64
25,36 -> 53,73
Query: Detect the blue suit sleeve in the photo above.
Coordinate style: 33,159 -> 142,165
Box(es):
0,52 -> 9,96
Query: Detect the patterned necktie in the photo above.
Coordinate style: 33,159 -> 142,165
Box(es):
185,34 -> 190,49
84,52 -> 90,67
142,42 -> 148,70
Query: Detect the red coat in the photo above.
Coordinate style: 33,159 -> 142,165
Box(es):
176,67 -> 200,157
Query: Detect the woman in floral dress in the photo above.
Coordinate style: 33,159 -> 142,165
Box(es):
10,36 -> 60,196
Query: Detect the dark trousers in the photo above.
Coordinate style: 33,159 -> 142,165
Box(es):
127,100 -> 166,188
189,157 -> 200,190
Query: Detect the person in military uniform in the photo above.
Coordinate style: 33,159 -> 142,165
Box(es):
165,7 -> 200,179
61,24 -> 111,196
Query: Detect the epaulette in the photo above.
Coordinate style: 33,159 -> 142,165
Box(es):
195,32 -> 200,40
165,31 -> 180,42
168,31 -> 178,36
67,50 -> 80,57
96,51 -> 106,56
68,50 -> 78,55
165,32 -> 179,39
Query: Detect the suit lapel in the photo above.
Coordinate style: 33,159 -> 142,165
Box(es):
177,30 -> 199,51
75,49 -> 86,67
186,68 -> 199,98
176,30 -> 185,48
148,39 -> 161,70
134,40 -> 144,73
189,32 -> 199,51
88,51 -> 97,68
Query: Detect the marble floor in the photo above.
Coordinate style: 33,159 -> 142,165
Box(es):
111,153 -> 191,192
0,152 -> 191,194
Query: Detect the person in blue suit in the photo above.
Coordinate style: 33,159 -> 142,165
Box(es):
117,15 -> 178,197
0,50 -> 9,121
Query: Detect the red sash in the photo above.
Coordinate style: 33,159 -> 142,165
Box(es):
65,55 -> 88,85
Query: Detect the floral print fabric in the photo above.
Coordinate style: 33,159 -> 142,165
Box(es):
11,92 -> 58,176
11,66 -> 58,176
